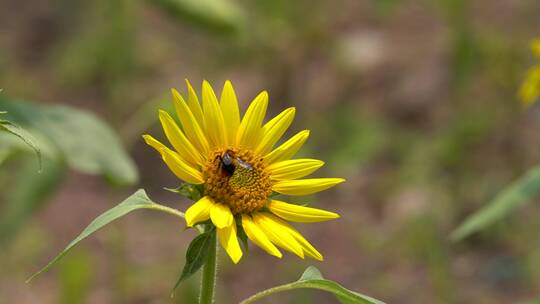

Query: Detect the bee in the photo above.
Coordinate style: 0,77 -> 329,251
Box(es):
217,150 -> 253,176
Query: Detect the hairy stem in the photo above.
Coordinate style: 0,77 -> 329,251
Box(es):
144,204 -> 185,219
239,284 -> 295,304
199,232 -> 218,304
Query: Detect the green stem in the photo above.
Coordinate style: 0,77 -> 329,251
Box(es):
146,204 -> 206,233
144,204 -> 185,219
239,284 -> 295,304
199,232 -> 218,304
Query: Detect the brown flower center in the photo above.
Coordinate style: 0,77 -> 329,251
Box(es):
203,148 -> 272,214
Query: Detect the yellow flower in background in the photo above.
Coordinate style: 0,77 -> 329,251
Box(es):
518,39 -> 540,107
144,80 -> 344,263
531,39 -> 540,58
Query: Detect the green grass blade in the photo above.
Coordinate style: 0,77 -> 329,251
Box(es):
451,167 -> 540,241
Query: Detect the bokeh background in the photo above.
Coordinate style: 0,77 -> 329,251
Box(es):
1,0 -> 540,303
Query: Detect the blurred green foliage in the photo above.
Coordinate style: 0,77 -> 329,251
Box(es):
55,0 -> 136,92
0,112 -> 41,167
150,0 -> 246,34
0,157 -> 65,243
58,250 -> 94,304
0,98 -> 138,184
0,97 -> 138,246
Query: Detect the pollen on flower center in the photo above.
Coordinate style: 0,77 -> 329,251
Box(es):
203,148 -> 273,214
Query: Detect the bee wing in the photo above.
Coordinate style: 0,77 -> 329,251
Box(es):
236,158 -> 253,171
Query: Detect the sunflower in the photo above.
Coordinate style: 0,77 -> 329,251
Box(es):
143,80 -> 344,263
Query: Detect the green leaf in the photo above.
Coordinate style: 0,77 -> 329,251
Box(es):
165,183 -> 202,201
27,189 -> 184,282
239,266 -> 385,304
451,167 -> 540,241
298,266 -> 324,280
149,0 -> 245,34
0,118 -> 41,168
172,229 -> 215,293
0,97 -> 138,185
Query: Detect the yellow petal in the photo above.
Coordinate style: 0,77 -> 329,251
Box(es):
267,159 -> 324,180
220,80 -> 241,144
272,178 -> 345,196
264,130 -> 309,164
236,91 -> 268,149
171,88 -> 210,155
143,134 -> 204,184
202,80 -> 228,149
209,203 -> 234,229
268,200 -> 340,223
185,196 -> 214,227
272,215 -> 323,261
252,213 -> 304,258
142,134 -> 167,152
241,215 -> 282,258
255,107 -> 296,155
217,223 -> 243,264
161,148 -> 204,184
158,110 -> 204,166
185,79 -> 205,128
